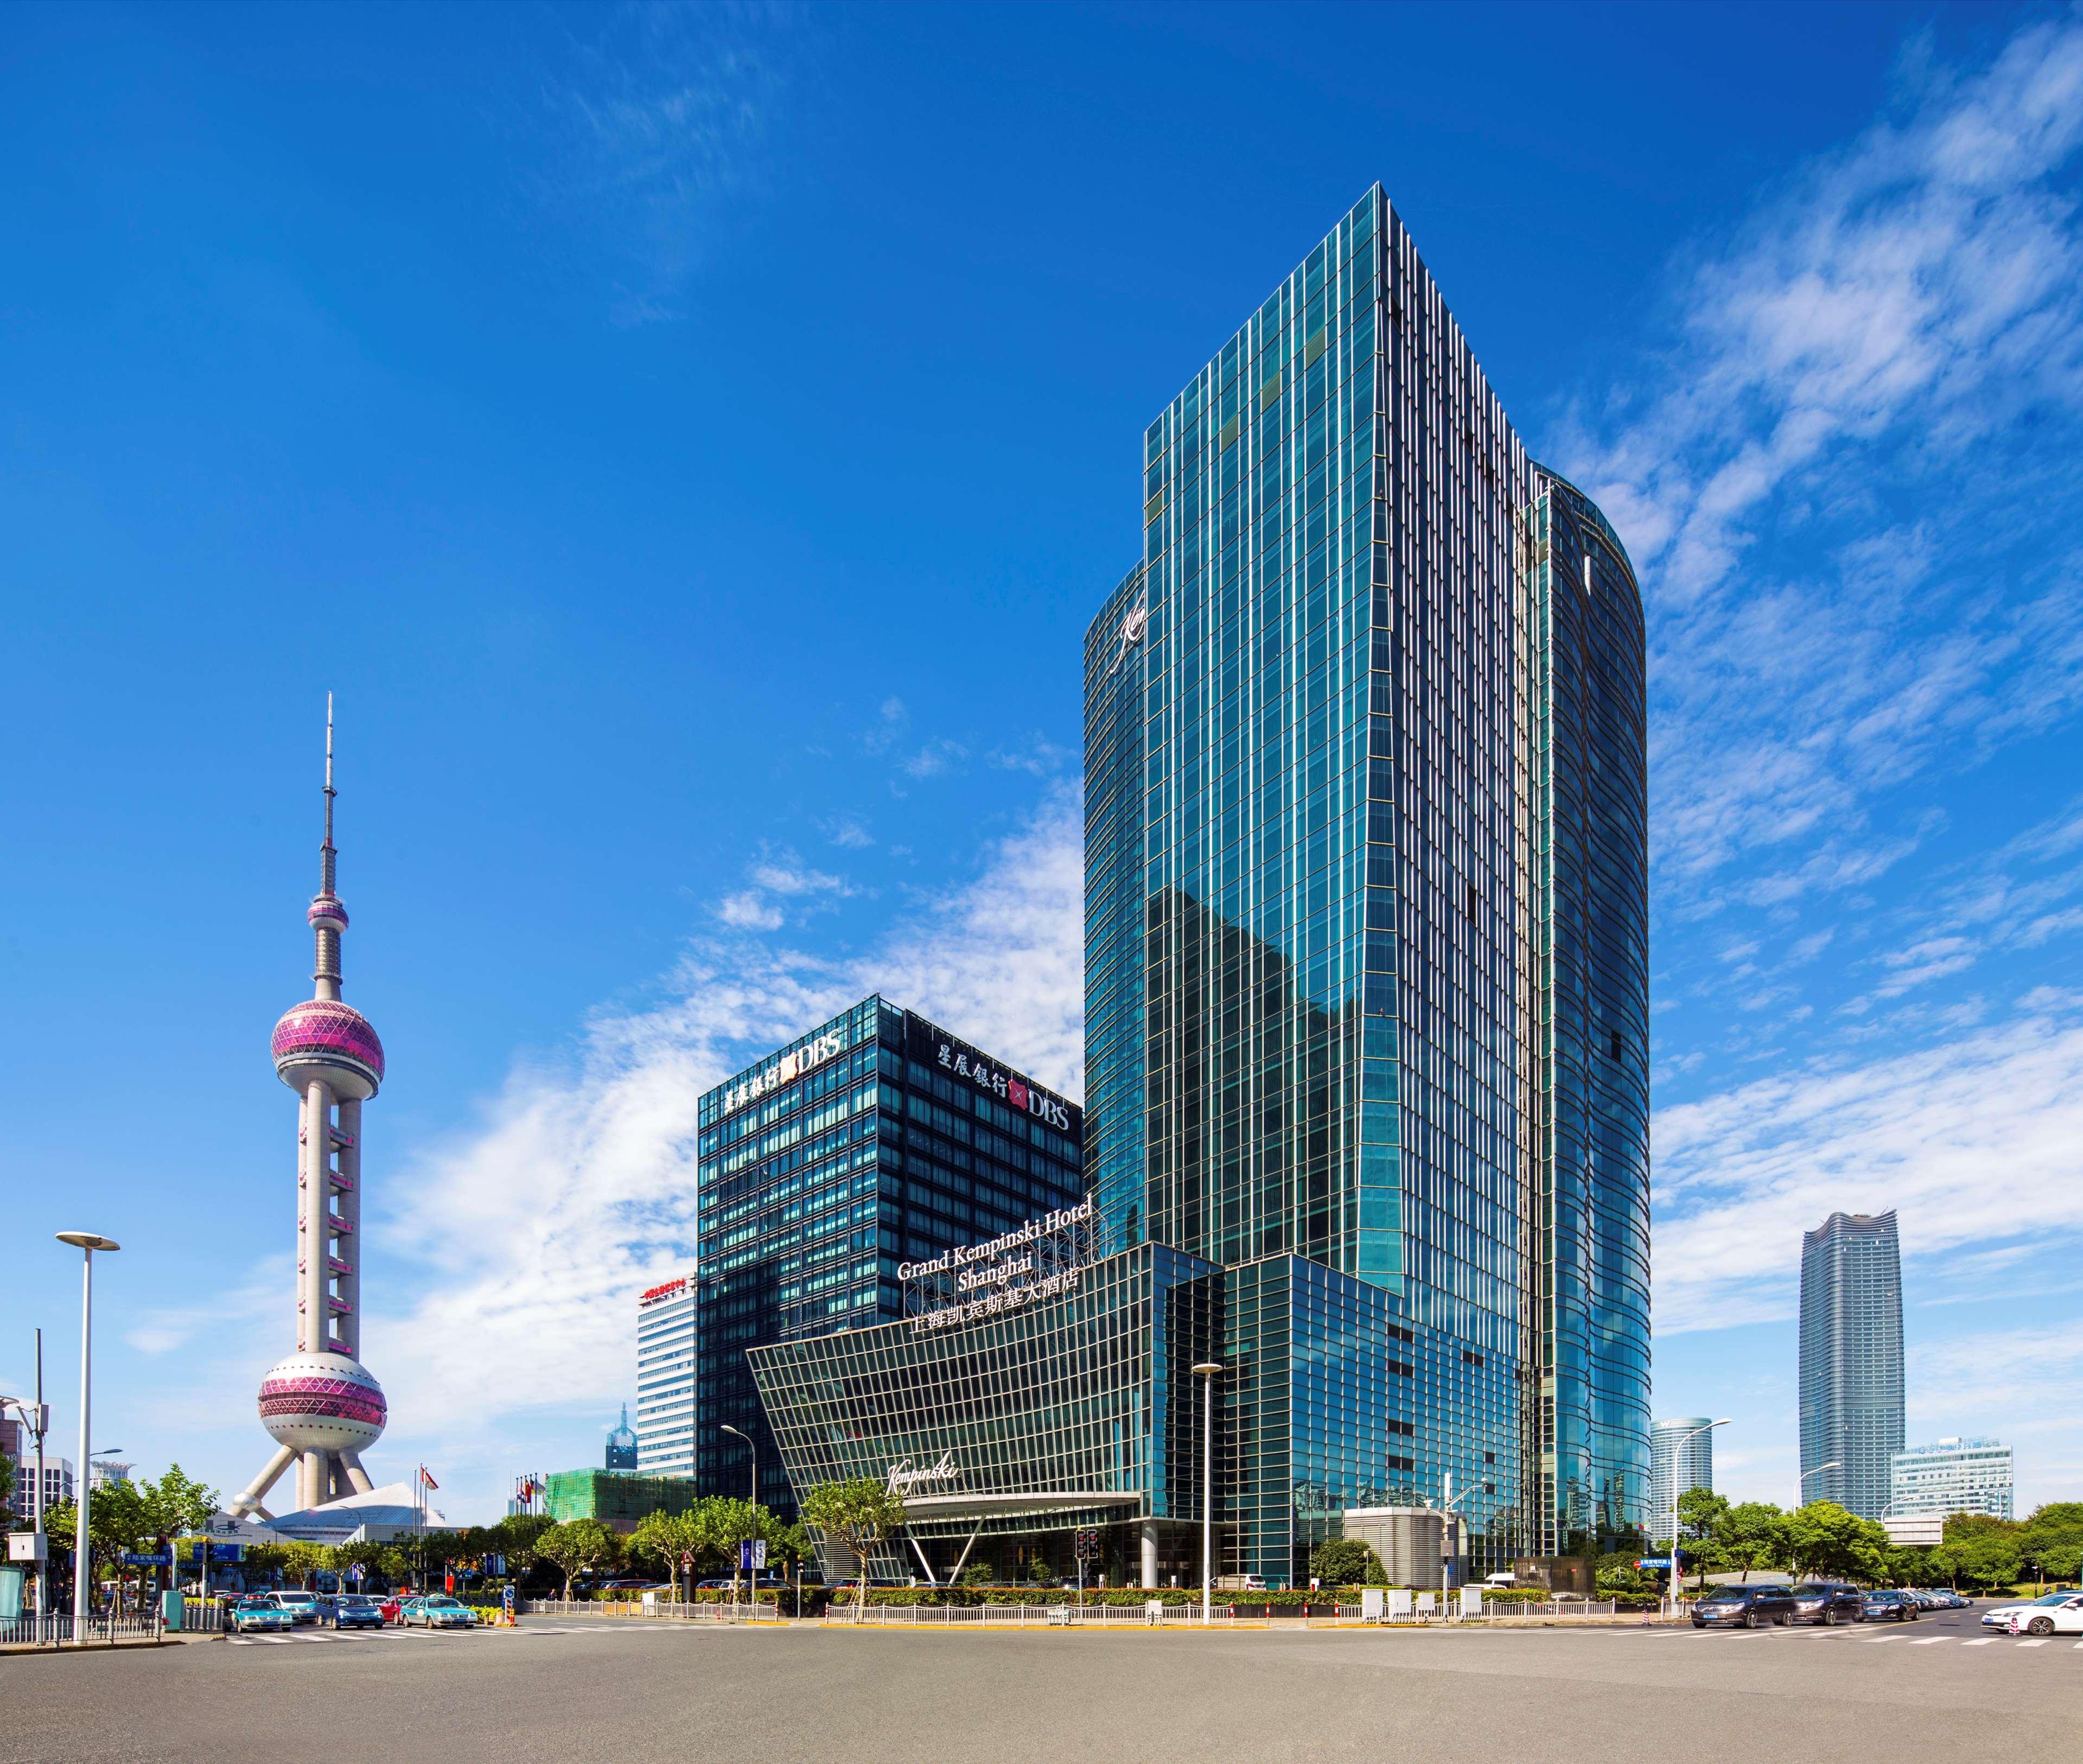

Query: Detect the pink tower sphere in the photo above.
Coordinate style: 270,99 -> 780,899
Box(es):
272,998 -> 385,1100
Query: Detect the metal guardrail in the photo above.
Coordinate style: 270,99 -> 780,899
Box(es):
1,1609 -> 168,1647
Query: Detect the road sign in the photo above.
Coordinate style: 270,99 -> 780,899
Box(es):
1074,1529 -> 1099,1561
122,1550 -> 173,1566
739,1539 -> 767,1572
1636,1557 -> 1673,1569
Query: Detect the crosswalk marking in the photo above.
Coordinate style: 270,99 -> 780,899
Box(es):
1860,1635 -> 1900,1644
1908,1638 -> 1946,1645
2017,1639 -> 2048,1648
1962,1638 -> 1996,1645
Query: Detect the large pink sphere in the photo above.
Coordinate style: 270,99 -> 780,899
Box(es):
273,998 -> 384,1099
257,1350 -> 387,1455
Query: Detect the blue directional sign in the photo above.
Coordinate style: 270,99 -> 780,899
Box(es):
122,1550 -> 173,1566
1636,1557 -> 1673,1569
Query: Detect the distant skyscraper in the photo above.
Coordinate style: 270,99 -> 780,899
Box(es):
605,1404 -> 639,1472
1890,1437 -> 2011,1523
1799,1211 -> 1904,1520
1650,1419 -> 1715,1544
1084,184 -> 1651,1575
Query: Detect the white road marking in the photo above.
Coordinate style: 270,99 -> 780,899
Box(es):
2017,1639 -> 2048,1648
1961,1639 -> 1996,1646
1908,1638 -> 1947,1645
1860,1635 -> 1900,1644
227,1638 -> 252,1646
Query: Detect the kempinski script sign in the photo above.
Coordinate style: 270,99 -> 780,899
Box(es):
900,1199 -> 1103,1336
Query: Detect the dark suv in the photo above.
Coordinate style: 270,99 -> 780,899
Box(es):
1788,1583 -> 1865,1626
1692,1584 -> 1798,1628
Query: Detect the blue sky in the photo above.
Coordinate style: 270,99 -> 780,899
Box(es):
3,2 -> 2078,1525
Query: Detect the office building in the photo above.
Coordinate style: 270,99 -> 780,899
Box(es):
1082,185 -> 1651,1580
89,1459 -> 133,1492
1651,1419 -> 1715,1544
2,1425 -> 71,1525
753,1239 -> 1220,1585
1799,1211 -> 1904,1520
1890,1437 -> 2011,1524
696,996 -> 1084,1517
635,1275 -> 696,1477
606,1404 -> 639,1471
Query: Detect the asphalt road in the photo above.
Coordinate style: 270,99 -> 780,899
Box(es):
5,1612 -> 2076,1764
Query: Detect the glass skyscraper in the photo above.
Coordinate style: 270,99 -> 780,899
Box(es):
1084,185 -> 1651,1578
1800,1210 -> 1905,1520
694,996 -> 1084,1516
1650,1418 -> 1715,1544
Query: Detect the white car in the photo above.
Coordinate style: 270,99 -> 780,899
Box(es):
1983,1591 -> 2078,1629
2008,1594 -> 2083,1636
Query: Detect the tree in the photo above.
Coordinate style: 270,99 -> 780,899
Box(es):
799,1479 -> 904,1615
0,1455 -> 14,1514
140,1464 -> 218,1543
1677,1488 -> 1730,1546
2019,1504 -> 2083,1587
279,1542 -> 332,1590
1934,1513 -> 2023,1593
1779,1502 -> 1888,1583
1309,1538 -> 1387,1587
537,1519 -> 619,1599
629,1510 -> 704,1602
1709,1501 -> 1785,1582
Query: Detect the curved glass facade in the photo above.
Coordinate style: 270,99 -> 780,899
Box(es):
1083,187 -> 1651,1576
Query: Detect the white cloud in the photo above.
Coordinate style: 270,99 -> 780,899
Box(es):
712,889 -> 782,930
1653,996 -> 2083,1334
1562,18 -> 2083,894
367,788 -> 1085,1519
901,737 -> 970,780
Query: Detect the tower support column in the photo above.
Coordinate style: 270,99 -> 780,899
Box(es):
300,1079 -> 333,1350
334,1096 -> 362,1359
1141,1520 -> 1159,1589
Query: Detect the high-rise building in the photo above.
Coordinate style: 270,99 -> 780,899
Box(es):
1890,1437 -> 2011,1523
635,1278 -> 696,1477
1799,1211 -> 1904,1521
1650,1419 -> 1715,1544
88,1460 -> 133,1492
606,1403 -> 640,1470
1083,186 -> 1651,1578
695,996 -> 1084,1516
229,700 -> 390,1520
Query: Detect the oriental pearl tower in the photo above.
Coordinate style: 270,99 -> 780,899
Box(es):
227,699 -> 388,1519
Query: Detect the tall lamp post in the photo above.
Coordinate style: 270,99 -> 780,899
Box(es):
1192,1362 -> 1224,1622
1666,1418 -> 1730,1617
720,1424 -> 756,1601
1797,1459 -> 1841,1508
55,1232 -> 119,1646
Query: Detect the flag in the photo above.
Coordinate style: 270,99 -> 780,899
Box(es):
421,1467 -> 439,1490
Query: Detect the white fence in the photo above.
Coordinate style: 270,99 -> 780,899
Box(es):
520,1599 -> 778,1622
823,1602 -> 1235,1627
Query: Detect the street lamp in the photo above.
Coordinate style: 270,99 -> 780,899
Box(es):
720,1424 -> 756,1600
55,1232 -> 119,1646
1667,1419 -> 1731,1617
1797,1460 -> 1842,1508
1192,1362 -> 1224,1622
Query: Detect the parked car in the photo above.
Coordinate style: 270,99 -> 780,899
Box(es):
1981,1591 -> 2073,1628
272,1591 -> 324,1627
1692,1585 -> 1797,1628
1905,1588 -> 1945,1610
228,1595 -> 294,1634
2008,1594 -> 2083,1636
1861,1589 -> 1920,1622
401,1594 -> 477,1630
331,1594 -> 386,1631
1788,1583 -> 1865,1626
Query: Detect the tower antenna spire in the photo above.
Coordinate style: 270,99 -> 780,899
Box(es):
323,692 -> 336,866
